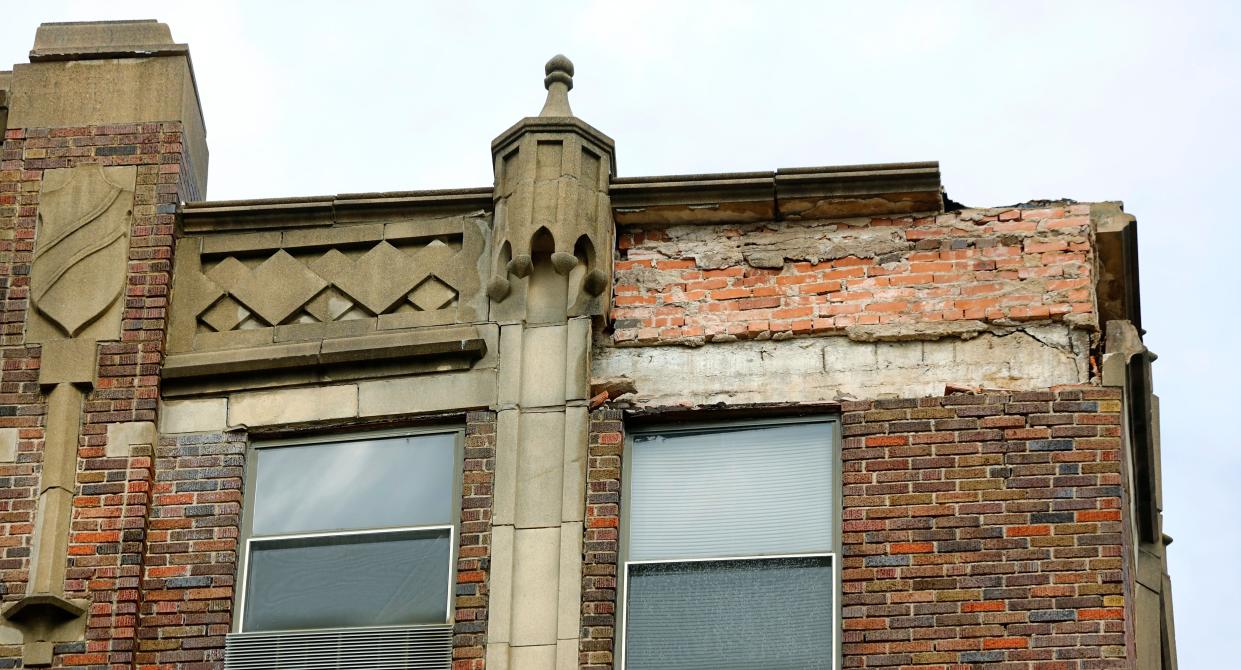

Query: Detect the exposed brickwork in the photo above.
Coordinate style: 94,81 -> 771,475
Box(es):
0,124 -> 188,669
579,408 -> 622,670
134,429 -> 245,668
612,206 -> 1097,345
840,387 -> 1126,668
454,410 -> 497,670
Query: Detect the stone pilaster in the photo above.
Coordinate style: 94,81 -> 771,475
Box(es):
485,56 -> 614,670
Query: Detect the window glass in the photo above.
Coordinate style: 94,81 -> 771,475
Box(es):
243,528 -> 452,632
625,556 -> 833,670
623,420 -> 837,670
240,431 -> 458,634
628,422 -> 834,561
251,433 -> 455,536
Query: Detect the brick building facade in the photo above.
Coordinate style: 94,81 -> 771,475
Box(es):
0,20 -> 1174,670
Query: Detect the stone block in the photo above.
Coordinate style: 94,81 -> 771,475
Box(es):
510,644 -> 556,670
229,384 -> 357,427
497,324 -> 523,407
201,231 -> 281,255
357,368 -> 496,416
557,521 -> 583,641
565,316 -> 591,401
159,398 -> 228,434
510,526 -> 560,646
878,341 -> 925,368
493,409 -> 519,526
38,339 -> 97,385
105,421 -> 155,457
514,410 -> 566,529
556,639 -> 578,670
486,525 -> 515,644
0,428 -> 17,462
283,223 -> 382,250
562,406 -> 587,522
485,644 -> 510,670
520,324 -> 567,407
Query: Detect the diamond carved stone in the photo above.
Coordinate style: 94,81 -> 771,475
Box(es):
208,251 -> 327,326
199,296 -> 250,332
409,277 -> 458,311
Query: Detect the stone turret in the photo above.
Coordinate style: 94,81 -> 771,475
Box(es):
487,55 -> 615,322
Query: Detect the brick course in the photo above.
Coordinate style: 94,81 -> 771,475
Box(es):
612,206 -> 1097,345
454,411 -> 497,670
579,409 -> 623,670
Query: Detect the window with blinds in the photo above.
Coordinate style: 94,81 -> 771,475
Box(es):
621,420 -> 838,670
226,430 -> 460,670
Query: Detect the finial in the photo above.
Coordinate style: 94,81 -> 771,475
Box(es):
539,54 -> 574,117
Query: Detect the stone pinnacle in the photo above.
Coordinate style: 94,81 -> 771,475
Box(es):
539,54 -> 574,117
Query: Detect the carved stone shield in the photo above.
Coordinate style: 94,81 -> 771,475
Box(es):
30,164 -> 135,341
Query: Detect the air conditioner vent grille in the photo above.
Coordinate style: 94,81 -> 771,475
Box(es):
224,625 -> 452,670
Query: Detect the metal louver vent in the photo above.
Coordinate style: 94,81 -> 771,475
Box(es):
225,625 -> 452,670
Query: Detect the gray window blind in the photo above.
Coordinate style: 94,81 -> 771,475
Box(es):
243,528 -> 452,632
625,556 -> 833,670
627,421 -> 834,561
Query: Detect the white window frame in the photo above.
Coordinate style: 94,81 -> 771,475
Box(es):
234,426 -> 463,635
617,416 -> 841,670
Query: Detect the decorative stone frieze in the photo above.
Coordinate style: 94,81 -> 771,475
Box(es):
169,212 -> 489,352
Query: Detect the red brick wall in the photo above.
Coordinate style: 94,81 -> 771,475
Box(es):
0,123 -> 187,668
611,206 -> 1096,345
577,389 -> 1126,669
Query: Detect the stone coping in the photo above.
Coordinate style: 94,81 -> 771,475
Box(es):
178,160 -> 944,231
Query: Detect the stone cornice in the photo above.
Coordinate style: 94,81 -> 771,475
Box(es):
179,187 -> 495,233
611,161 -> 944,224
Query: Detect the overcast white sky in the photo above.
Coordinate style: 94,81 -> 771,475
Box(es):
2,1 -> 1237,666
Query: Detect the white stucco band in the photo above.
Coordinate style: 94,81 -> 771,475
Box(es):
592,324 -> 1091,409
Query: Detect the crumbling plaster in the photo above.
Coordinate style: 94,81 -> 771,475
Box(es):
592,323 -> 1091,409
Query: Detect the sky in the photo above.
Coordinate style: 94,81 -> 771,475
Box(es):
2,1 -> 1237,665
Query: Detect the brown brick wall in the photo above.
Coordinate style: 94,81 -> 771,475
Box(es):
135,429 -> 245,668
0,123 -> 187,669
580,409 -> 623,670
611,206 -> 1096,346
127,413 -> 496,670
578,388 -> 1126,669
842,387 -> 1127,668
454,410 -> 497,670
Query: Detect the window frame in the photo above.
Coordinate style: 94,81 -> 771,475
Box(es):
617,415 -> 842,670
234,425 -> 464,635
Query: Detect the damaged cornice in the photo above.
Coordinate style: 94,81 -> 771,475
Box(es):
611,161 -> 943,225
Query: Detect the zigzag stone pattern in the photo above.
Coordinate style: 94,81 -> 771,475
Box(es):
167,215 -> 488,354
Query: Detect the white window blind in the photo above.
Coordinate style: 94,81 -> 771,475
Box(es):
627,421 -> 835,561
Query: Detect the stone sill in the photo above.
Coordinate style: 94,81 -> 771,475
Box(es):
162,325 -> 486,397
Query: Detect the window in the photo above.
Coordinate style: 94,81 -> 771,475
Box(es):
620,419 -> 839,670
236,429 -> 460,634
